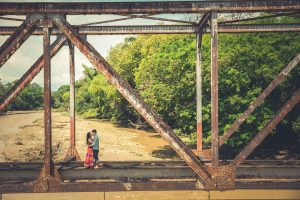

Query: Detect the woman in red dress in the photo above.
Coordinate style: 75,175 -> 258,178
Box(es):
84,132 -> 94,168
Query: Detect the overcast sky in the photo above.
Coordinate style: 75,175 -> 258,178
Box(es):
0,0 -> 194,90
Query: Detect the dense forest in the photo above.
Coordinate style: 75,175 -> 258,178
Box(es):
1,17 -> 299,152
0,81 -> 43,110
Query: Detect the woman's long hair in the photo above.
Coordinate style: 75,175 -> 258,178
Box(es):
86,132 -> 91,144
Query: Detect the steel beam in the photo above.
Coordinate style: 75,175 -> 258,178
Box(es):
69,41 -> 75,157
1,24 -> 300,35
0,1 -> 299,15
125,14 -> 196,25
210,12 -> 219,166
231,89 -> 300,167
2,180 -> 300,193
42,25 -> 53,176
1,162 -> 300,182
219,52 -> 300,147
197,13 -> 210,32
0,15 -> 38,68
2,160 -> 300,169
0,160 -> 300,184
0,36 -> 67,111
196,32 -> 203,152
50,15 -> 211,185
219,11 -> 300,24
64,41 -> 81,161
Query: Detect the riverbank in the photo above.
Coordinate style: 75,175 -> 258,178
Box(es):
0,111 -> 177,162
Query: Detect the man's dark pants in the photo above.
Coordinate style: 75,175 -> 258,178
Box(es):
93,150 -> 99,164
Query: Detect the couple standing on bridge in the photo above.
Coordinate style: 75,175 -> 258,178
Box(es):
84,129 -> 100,169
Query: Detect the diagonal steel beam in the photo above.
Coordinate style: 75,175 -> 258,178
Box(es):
219,52 -> 300,147
231,89 -> 300,167
51,15 -> 211,185
0,15 -> 38,68
197,12 -> 210,33
0,35 -> 67,111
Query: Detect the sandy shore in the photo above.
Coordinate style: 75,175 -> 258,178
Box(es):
0,111 -> 175,162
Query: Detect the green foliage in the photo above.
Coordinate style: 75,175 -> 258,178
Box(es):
52,85 -> 70,110
53,17 -> 300,150
1,81 -> 43,111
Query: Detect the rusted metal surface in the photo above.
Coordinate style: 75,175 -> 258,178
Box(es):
231,89 -> 300,167
33,22 -> 62,193
0,15 -> 38,68
50,15 -> 211,185
197,12 -> 210,32
69,41 -> 75,152
64,41 -> 81,161
196,32 -> 203,152
219,11 -> 300,24
197,149 -> 213,160
219,52 -> 300,147
2,180 -> 300,193
43,25 -> 52,177
1,160 -> 300,183
0,36 -> 67,111
126,14 -> 196,25
1,24 -> 300,35
194,13 -> 210,152
0,1 -> 299,15
2,160 -> 300,169
206,165 -> 235,190
210,12 -> 219,167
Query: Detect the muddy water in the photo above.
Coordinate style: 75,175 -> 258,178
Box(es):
0,111 -> 172,162
2,190 -> 300,200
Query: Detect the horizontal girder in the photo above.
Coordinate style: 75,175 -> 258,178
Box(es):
0,24 -> 299,36
0,1 -> 299,15
0,160 -> 300,182
0,160 -> 300,193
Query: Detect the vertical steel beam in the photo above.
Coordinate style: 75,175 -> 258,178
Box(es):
69,41 -> 75,153
196,32 -> 203,151
231,89 -> 300,167
219,52 -> 300,147
0,36 -> 67,111
51,16 -> 211,185
0,15 -> 38,68
210,12 -> 219,166
64,40 -> 81,161
43,26 -> 52,176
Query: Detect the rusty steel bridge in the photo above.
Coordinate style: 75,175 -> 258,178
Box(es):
0,0 -> 300,193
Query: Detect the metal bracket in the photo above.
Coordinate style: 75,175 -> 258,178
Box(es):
205,165 -> 235,190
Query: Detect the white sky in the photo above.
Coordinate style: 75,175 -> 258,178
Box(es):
0,2 -> 193,90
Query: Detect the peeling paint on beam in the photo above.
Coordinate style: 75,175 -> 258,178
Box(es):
0,1 -> 299,15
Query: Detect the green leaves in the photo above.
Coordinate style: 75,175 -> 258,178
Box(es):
52,17 -> 300,150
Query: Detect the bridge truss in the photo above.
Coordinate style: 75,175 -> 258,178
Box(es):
0,0 -> 300,193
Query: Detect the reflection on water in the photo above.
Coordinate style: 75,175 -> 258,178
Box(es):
3,190 -> 300,200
